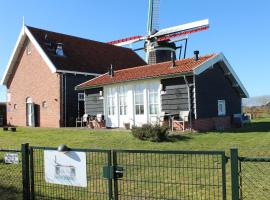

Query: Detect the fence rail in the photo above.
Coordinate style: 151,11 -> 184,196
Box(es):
0,145 -> 269,200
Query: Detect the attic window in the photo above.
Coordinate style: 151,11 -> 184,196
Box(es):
26,41 -> 31,55
55,43 -> 64,56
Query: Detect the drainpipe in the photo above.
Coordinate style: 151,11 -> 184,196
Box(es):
184,75 -> 192,130
64,74 -> 67,127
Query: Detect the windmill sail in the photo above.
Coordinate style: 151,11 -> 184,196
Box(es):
147,0 -> 160,34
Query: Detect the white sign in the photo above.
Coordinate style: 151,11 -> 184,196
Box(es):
4,153 -> 19,164
44,150 -> 87,187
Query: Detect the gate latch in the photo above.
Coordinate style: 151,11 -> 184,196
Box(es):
103,166 -> 124,179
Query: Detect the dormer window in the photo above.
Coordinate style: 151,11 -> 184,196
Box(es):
56,43 -> 64,56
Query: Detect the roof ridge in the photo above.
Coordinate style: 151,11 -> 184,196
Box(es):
26,25 -> 134,51
114,53 -> 217,73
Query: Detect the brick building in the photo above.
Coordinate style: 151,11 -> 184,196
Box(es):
1,25 -> 145,127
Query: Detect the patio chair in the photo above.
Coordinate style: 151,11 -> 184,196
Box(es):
172,111 -> 189,131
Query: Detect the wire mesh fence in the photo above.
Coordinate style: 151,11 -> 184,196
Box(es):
114,150 -> 227,200
0,149 -> 22,200
31,147 -> 111,200
239,158 -> 270,200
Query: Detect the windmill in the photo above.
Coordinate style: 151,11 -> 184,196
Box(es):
108,0 -> 209,64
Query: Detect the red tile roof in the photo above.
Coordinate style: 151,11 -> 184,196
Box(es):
27,26 -> 146,74
77,54 -> 217,89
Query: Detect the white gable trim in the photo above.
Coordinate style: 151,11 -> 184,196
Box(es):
1,26 -> 26,85
193,53 -> 249,98
24,26 -> 57,73
1,25 -> 57,86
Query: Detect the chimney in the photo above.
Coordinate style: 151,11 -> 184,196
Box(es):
194,50 -> 199,61
109,64 -> 114,77
171,51 -> 176,67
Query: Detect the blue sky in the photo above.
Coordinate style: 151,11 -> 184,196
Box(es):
0,0 -> 269,101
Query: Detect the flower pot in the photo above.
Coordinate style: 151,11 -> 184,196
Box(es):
3,127 -> 8,131
124,123 -> 130,130
11,127 -> 16,132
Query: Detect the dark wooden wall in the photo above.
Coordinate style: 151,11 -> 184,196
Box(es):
62,73 -> 95,127
161,76 -> 194,116
195,63 -> 242,119
84,87 -> 104,116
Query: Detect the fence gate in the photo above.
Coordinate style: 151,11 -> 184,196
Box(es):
113,150 -> 227,200
27,146 -> 227,200
30,146 -> 112,200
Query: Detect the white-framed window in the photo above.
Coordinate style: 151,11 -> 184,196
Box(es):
135,85 -> 144,115
119,86 -> 127,115
218,100 -> 226,116
78,93 -> 85,101
107,88 -> 116,115
26,41 -> 31,55
149,84 -> 159,115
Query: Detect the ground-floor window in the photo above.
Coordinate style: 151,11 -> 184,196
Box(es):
107,88 -> 116,115
135,85 -> 144,115
149,84 -> 159,115
119,86 -> 127,115
218,100 -> 226,116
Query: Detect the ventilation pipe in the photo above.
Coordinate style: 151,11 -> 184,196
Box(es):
171,51 -> 176,67
109,64 -> 114,77
194,50 -> 199,61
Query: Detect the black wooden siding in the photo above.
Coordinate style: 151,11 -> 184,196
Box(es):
62,73 -> 95,127
195,63 -> 242,119
84,88 -> 104,116
161,77 -> 194,116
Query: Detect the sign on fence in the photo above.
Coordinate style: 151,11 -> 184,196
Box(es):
44,150 -> 87,187
4,153 -> 19,164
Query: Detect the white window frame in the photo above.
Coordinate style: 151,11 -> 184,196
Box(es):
107,88 -> 116,116
218,100 -> 226,116
78,93 -> 85,101
148,84 -> 159,115
134,85 -> 144,115
119,86 -> 127,116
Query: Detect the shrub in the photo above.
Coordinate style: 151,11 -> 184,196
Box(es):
131,124 -> 169,142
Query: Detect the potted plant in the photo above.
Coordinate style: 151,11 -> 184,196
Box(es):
123,122 -> 130,130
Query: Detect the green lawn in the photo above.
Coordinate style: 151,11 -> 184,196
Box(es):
0,118 -> 269,156
0,118 -> 269,200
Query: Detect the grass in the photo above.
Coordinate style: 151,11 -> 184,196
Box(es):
0,118 -> 269,156
0,118 -> 269,199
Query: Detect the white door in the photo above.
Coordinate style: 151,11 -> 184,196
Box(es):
118,86 -> 128,128
27,103 -> 35,127
106,87 -> 118,128
134,84 -> 147,126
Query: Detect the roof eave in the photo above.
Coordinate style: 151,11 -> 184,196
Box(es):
75,71 -> 193,91
1,25 -> 58,86
193,52 -> 249,98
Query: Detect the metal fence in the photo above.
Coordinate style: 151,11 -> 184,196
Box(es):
27,147 -> 227,200
114,150 -> 227,200
0,148 -> 23,200
239,157 -> 270,200
230,148 -> 270,200
1,144 -> 269,200
30,147 -> 111,200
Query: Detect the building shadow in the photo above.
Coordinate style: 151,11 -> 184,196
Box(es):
224,121 -> 270,133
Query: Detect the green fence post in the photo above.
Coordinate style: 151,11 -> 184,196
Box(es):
21,143 -> 30,200
231,147 -> 239,200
